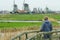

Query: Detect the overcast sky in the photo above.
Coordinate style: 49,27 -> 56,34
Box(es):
0,0 -> 60,11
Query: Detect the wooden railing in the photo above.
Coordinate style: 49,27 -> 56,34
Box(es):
11,29 -> 60,40
27,31 -> 60,40
11,30 -> 40,40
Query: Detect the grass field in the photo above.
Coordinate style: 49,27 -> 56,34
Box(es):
0,14 -> 60,21
0,22 -> 59,29
0,22 -> 41,28
0,14 -> 60,29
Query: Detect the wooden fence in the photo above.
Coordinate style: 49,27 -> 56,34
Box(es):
11,29 -> 60,40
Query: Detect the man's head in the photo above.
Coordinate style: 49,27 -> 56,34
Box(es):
44,16 -> 48,20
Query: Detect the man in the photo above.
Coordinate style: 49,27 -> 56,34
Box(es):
40,16 -> 52,40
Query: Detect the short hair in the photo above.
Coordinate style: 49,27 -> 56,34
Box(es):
44,16 -> 48,20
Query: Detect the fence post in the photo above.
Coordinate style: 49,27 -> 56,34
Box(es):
25,33 -> 28,40
19,36 -> 21,40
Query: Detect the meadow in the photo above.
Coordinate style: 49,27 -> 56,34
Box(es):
0,14 -> 60,21
0,22 -> 59,29
0,13 -> 60,29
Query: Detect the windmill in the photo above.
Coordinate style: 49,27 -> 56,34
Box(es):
13,0 -> 18,13
23,0 -> 30,13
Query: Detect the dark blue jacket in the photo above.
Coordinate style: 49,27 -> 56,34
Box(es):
41,20 -> 52,32
40,20 -> 52,39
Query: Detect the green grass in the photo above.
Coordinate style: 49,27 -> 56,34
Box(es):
0,22 -> 41,28
0,14 -> 60,21
0,22 -> 59,29
0,14 -> 60,29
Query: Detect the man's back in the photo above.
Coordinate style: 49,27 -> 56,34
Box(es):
41,20 -> 52,32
